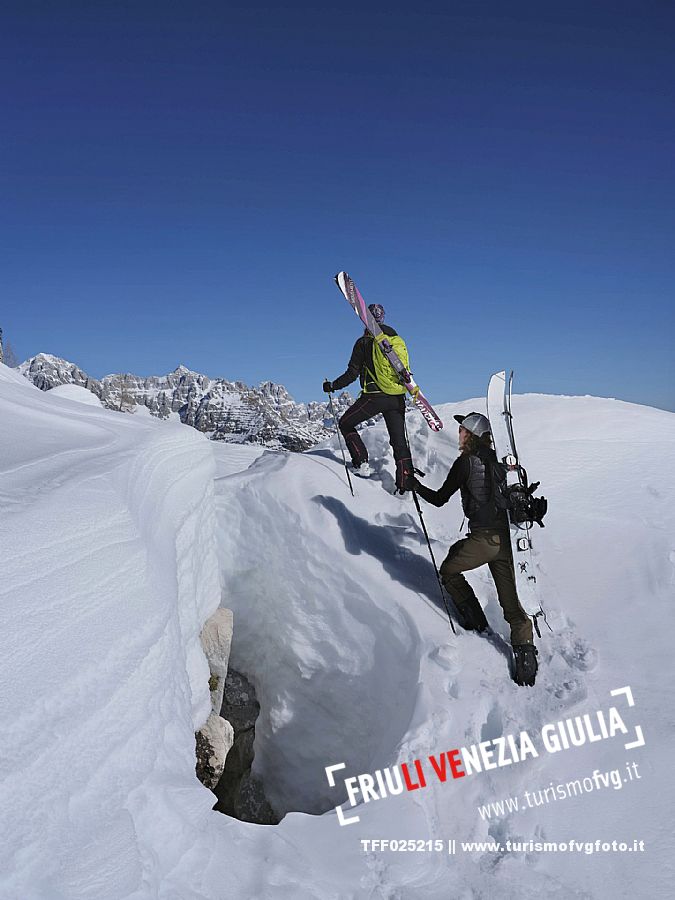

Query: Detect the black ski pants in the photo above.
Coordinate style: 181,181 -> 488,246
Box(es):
339,393 -> 411,479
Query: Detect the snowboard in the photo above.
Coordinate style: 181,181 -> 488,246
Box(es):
487,370 -> 544,621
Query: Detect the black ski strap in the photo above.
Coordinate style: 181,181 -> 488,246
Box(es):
533,614 -> 542,640
534,607 -> 553,635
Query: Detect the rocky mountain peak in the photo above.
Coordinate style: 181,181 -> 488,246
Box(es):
19,354 -> 355,452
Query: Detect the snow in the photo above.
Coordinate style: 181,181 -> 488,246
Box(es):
1,360 -> 673,899
48,383 -> 103,405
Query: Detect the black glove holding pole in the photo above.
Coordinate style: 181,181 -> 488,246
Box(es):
401,469 -> 425,493
322,380 -> 333,393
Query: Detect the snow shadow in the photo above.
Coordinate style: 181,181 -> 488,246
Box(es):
313,494 -> 450,616
304,448 -> 341,462
313,495 -> 513,666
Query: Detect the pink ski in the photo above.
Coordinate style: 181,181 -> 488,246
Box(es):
334,272 -> 443,432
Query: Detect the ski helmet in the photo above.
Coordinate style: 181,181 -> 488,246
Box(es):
453,412 -> 491,437
368,303 -> 385,323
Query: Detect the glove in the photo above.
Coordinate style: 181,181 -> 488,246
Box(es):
402,475 -> 423,493
401,474 -> 417,492
322,380 -> 333,393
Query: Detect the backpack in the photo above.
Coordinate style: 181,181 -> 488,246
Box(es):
366,335 -> 409,395
486,452 -> 548,528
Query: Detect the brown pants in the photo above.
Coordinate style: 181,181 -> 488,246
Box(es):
439,530 -> 533,645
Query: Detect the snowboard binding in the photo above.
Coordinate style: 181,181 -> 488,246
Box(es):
503,469 -> 548,528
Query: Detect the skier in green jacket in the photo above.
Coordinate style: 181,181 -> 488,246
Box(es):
323,303 -> 414,493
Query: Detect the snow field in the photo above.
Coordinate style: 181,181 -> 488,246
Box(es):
215,393 -> 675,898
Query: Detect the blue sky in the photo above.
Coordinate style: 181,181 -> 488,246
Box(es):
2,1 -> 674,410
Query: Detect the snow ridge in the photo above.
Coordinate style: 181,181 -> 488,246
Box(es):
0,364 -> 221,898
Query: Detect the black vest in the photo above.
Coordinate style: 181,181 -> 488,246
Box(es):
460,448 -> 509,531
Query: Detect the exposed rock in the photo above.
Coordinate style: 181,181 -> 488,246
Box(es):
196,614 -> 277,821
200,608 -> 233,715
214,669 -> 279,825
195,713 -> 234,790
19,354 -> 357,451
195,609 -> 235,790
19,353 -> 102,395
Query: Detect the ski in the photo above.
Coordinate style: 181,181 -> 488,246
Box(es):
334,272 -> 443,432
486,370 -> 544,621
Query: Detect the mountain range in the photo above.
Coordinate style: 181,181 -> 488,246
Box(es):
18,353 -> 355,452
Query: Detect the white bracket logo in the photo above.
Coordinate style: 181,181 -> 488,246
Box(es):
325,763 -> 360,826
610,686 -> 645,749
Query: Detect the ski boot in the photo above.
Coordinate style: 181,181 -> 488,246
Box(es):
512,644 -> 538,687
395,458 -> 414,495
453,597 -> 489,634
351,462 -> 372,478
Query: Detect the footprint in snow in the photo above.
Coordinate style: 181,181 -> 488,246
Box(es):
480,701 -> 504,743
557,634 -> 599,672
429,644 -> 460,674
545,674 -> 588,707
447,680 -> 461,700
374,511 -> 413,528
548,626 -> 599,673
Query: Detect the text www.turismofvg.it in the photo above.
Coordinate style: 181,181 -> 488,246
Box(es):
477,759 -> 641,821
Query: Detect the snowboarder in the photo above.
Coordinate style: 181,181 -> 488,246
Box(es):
404,411 -> 538,686
323,303 -> 414,493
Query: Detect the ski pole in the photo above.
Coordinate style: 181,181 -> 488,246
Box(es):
325,381 -> 354,497
402,417 -> 456,634
410,488 -> 457,635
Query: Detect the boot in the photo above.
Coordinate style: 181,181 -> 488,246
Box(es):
512,644 -> 538,687
395,458 -> 414,494
453,597 -> 489,633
